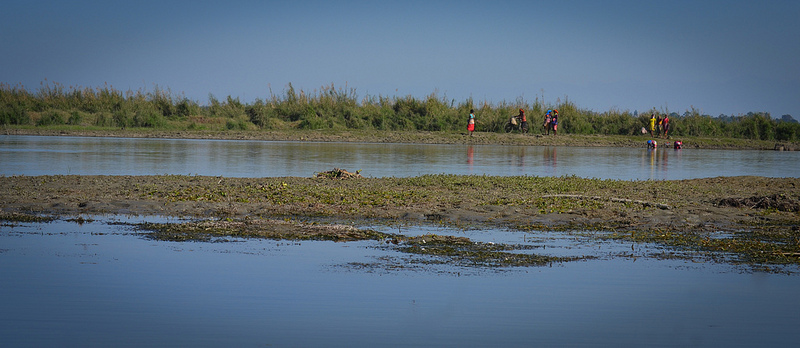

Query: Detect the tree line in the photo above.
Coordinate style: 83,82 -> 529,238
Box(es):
2,81 -> 798,141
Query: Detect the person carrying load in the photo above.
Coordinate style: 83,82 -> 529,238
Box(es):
516,109 -> 528,130
551,109 -> 559,135
544,110 -> 552,135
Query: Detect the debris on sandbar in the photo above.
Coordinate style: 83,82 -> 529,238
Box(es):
316,168 -> 362,179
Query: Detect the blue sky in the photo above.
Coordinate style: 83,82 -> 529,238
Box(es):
2,0 -> 799,117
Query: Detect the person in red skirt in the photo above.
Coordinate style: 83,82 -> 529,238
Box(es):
467,109 -> 476,136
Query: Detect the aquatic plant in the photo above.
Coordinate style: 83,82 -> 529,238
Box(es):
0,212 -> 55,223
137,219 -> 587,268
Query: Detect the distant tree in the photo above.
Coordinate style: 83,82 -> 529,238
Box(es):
717,114 -> 735,123
747,111 -> 771,119
780,114 -> 797,123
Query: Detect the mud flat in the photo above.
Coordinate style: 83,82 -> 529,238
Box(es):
2,174 -> 799,271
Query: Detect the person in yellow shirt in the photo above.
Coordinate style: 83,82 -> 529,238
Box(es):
649,114 -> 656,136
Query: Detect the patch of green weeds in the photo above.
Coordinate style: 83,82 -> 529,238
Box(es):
599,225 -> 800,267
396,233 -> 587,267
0,212 -> 55,223
137,219 -> 590,269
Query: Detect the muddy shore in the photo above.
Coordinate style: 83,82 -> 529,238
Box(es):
2,174 -> 797,229
4,127 -> 798,150
2,174 -> 799,269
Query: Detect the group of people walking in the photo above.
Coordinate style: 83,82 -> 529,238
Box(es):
648,113 -> 670,138
543,109 -> 558,135
467,108 -> 682,150
466,108 -> 559,136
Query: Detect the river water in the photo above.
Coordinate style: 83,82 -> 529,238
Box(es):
2,135 -> 799,346
2,218 -> 799,347
1,135 -> 798,179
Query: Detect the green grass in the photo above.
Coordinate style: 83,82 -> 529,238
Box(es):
3,81 -> 799,141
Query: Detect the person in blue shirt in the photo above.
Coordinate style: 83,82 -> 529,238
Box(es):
544,110 -> 552,135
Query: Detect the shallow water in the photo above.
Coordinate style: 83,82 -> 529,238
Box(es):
3,135 -> 799,346
2,219 -> 799,347
2,135 -> 798,179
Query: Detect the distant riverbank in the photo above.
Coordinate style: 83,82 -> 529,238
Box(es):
3,126 -> 797,150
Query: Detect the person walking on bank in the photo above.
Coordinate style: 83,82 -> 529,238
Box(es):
467,109 -> 476,136
649,113 -> 656,137
551,109 -> 559,135
544,110 -> 552,135
662,114 -> 670,138
656,114 -> 663,136
516,109 -> 528,133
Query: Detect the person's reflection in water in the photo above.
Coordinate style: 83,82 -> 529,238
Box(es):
543,146 -> 557,175
647,146 -> 657,179
544,147 -> 557,166
467,145 -> 474,169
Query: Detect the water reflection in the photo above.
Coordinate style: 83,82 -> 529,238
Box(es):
1,135 -> 798,180
2,219 -> 799,346
467,145 -> 474,171
643,146 -> 687,180
543,146 -> 557,175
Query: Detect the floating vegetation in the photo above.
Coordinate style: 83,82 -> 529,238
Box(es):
597,223 -> 800,269
518,213 -> 800,272
66,216 -> 95,225
395,233 -> 588,267
137,218 -> 587,268
0,212 -> 55,223
139,219 -> 391,243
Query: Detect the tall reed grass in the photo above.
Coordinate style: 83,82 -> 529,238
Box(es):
2,81 -> 798,141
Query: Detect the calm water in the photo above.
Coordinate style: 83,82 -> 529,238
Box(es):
1,135 -> 798,179
2,218 -> 799,347
2,135 -> 800,346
